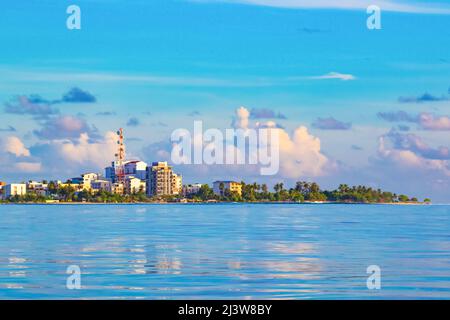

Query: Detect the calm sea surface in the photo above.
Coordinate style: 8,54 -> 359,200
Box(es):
0,204 -> 449,299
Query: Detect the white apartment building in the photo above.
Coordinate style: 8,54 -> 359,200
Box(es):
182,183 -> 203,196
91,180 -> 112,193
4,184 -> 27,198
26,181 -> 48,197
125,176 -> 146,194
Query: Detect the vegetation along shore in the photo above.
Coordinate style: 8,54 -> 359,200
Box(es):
0,181 -> 430,205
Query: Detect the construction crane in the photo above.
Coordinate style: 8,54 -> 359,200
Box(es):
114,128 -> 126,184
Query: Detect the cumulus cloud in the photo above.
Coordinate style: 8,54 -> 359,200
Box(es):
232,106 -> 250,129
312,117 -> 352,130
0,136 -> 42,176
4,136 -> 30,157
385,130 -> 450,160
250,108 -> 287,119
29,132 -> 118,177
147,106 -> 331,180
378,130 -> 450,176
378,111 -> 450,131
419,113 -> 450,131
276,125 -> 330,178
230,106 -> 330,178
33,115 -> 98,140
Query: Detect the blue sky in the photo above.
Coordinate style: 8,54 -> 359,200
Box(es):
0,0 -> 450,201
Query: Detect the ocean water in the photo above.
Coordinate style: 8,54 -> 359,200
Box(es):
0,203 -> 449,300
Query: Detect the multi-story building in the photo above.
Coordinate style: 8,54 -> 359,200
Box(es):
105,165 -> 115,182
125,176 -> 146,194
105,160 -> 147,182
182,183 -> 203,196
172,173 -> 182,195
111,182 -> 124,195
81,173 -> 99,189
27,181 -> 48,197
70,173 -> 99,190
213,181 -> 242,196
57,181 -> 85,192
4,184 -> 27,198
146,162 -> 181,196
91,180 -> 112,193
124,161 -> 147,180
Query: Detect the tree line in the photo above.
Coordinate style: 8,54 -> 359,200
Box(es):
1,180 -> 429,204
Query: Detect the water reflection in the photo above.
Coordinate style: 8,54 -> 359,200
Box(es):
0,204 -> 449,299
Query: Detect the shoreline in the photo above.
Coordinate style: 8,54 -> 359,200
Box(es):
0,201 -> 432,206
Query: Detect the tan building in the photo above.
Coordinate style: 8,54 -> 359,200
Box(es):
111,182 -> 124,195
58,181 -> 85,192
213,181 -> 242,196
172,173 -> 182,195
146,162 -> 181,196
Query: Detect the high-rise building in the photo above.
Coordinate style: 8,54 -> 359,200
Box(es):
146,162 -> 181,196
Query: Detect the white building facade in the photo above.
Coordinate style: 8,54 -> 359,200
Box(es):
4,184 -> 27,198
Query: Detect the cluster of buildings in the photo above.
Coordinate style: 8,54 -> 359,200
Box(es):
0,129 -> 244,201
0,161 -> 244,200
0,161 -> 183,199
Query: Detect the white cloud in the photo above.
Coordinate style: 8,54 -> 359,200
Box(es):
192,0 -> 450,14
4,136 -> 30,157
419,113 -> 450,131
310,72 -> 356,81
378,134 -> 450,176
232,106 -> 331,178
232,106 -> 250,129
45,132 -> 118,169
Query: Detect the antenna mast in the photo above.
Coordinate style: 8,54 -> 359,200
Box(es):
115,128 -> 126,184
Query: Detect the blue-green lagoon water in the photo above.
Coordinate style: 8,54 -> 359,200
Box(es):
0,204 -> 449,299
